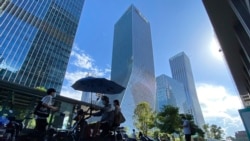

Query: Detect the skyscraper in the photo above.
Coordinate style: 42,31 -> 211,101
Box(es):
169,52 -> 205,127
0,0 -> 84,92
110,5 -> 156,129
156,74 -> 186,113
202,0 -> 250,107
203,1 -> 250,137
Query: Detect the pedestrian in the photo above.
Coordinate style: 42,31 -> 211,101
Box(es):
139,131 -> 143,140
34,88 -> 58,140
182,116 -> 191,141
91,95 -> 114,137
131,129 -> 137,140
113,99 -> 122,126
113,100 -> 121,115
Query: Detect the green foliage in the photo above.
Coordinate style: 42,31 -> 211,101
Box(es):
202,123 -> 224,140
210,124 -> 224,139
196,127 -> 205,138
133,102 -> 155,135
202,123 -> 211,138
153,130 -> 160,138
35,86 -> 47,92
156,105 -> 181,134
180,114 -> 205,138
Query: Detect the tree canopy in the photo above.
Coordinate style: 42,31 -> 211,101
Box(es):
156,105 -> 181,134
133,102 -> 155,135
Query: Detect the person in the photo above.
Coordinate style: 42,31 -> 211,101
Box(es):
34,88 -> 58,139
73,109 -> 87,131
73,109 -> 88,140
182,116 -> 191,141
91,95 -> 114,137
131,129 -> 137,141
139,131 -> 143,140
113,99 -> 121,127
113,99 -> 121,114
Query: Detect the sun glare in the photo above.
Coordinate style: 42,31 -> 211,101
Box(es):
210,36 -> 224,62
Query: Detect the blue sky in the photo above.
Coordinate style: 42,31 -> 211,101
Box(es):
61,0 -> 245,137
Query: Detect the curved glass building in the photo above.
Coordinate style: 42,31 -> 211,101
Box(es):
0,0 -> 84,92
110,5 -> 156,130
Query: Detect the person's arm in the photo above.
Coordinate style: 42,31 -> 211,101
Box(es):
43,103 -> 58,111
92,109 -> 102,116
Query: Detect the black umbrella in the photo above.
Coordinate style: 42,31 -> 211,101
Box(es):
72,76 -> 125,94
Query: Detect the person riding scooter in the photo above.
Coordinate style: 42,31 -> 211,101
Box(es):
90,95 -> 114,137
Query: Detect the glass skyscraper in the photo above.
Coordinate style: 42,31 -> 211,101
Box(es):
110,5 -> 156,129
156,74 -> 186,113
169,52 -> 205,127
0,0 -> 84,92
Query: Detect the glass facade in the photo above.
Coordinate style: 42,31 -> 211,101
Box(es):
0,80 -> 91,130
110,5 -> 156,130
0,0 -> 84,92
169,52 -> 205,127
156,74 -> 186,113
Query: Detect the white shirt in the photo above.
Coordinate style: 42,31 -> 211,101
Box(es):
36,95 -> 53,119
131,132 -> 136,139
41,95 -> 53,106
183,119 -> 191,135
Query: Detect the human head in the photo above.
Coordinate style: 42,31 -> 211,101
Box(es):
101,95 -> 109,105
113,99 -> 120,106
47,88 -> 56,97
133,129 -> 135,132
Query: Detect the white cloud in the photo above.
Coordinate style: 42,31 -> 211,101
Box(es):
61,43 -> 110,100
64,71 -> 90,85
71,50 -> 94,70
196,83 -> 245,137
60,85 -> 82,100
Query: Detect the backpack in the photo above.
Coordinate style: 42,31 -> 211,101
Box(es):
189,122 -> 196,135
34,101 -> 50,117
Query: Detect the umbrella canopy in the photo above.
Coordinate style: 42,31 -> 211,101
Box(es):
72,77 -> 125,94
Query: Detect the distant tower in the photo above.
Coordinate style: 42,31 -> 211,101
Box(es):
156,74 -> 186,113
110,5 -> 156,129
0,0 -> 85,92
169,52 -> 205,127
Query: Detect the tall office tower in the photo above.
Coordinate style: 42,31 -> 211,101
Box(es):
203,0 -> 250,107
169,52 -> 205,127
0,0 -> 84,92
156,74 -> 186,113
203,1 -> 250,137
110,5 -> 156,129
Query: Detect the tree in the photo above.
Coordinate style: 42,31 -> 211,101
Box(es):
210,124 -> 224,140
133,102 -> 155,135
203,123 -> 211,138
202,123 -> 224,140
180,114 -> 205,138
156,105 -> 181,141
35,86 -> 47,92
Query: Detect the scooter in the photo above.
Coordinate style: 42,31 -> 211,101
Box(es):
0,116 -> 11,141
0,110 -> 25,141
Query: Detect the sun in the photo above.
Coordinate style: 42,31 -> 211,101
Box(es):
210,36 -> 224,62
